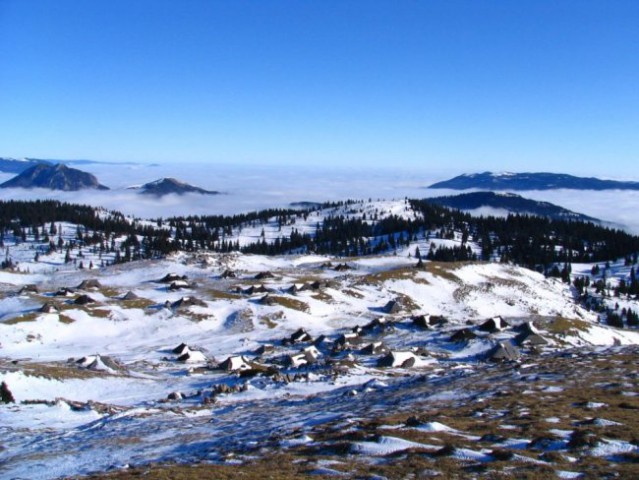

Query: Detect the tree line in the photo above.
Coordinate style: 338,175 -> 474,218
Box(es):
2,199 -> 639,275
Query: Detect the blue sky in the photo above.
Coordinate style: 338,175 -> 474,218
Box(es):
0,1 -> 638,175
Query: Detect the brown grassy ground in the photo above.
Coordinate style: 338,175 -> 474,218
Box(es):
73,347 -> 639,479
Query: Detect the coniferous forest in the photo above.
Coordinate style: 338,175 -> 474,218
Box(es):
1,199 -> 639,275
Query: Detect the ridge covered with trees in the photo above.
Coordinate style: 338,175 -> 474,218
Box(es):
1,199 -> 638,276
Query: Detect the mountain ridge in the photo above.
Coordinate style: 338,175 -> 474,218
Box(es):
0,163 -> 109,191
0,157 -> 53,174
427,191 -> 599,223
128,177 -> 219,196
428,171 -> 639,191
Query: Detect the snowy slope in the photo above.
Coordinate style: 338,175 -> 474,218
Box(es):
1,199 -> 639,479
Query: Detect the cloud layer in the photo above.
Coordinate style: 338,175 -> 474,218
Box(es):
2,163 -> 639,234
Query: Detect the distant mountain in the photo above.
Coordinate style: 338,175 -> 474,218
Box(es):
1,157 -> 152,172
0,157 -> 52,174
62,159 -> 141,166
130,178 -> 219,197
428,172 -> 639,191
427,192 -> 598,222
0,163 -> 109,191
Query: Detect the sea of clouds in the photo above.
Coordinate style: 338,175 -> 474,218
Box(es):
1,162 -> 639,234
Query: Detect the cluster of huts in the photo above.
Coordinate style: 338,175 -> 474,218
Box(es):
171,342 -> 208,363
26,278 -> 150,315
23,272 -> 209,317
71,354 -> 122,373
415,314 -> 549,361
160,286 -> 551,401
18,270 -> 552,405
157,273 -> 194,291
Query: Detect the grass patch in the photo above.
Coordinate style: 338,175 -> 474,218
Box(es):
58,303 -> 111,319
289,274 -> 326,285
179,311 -> 215,322
50,346 -> 639,479
545,316 -> 591,335
0,360 -> 109,381
122,298 -> 155,309
342,288 -> 364,299
484,276 -> 530,291
58,314 -> 75,324
267,295 -> 309,313
77,453 -> 334,480
311,291 -> 333,303
259,311 -> 284,329
391,292 -> 421,312
421,261 -> 468,283
96,287 -> 120,297
358,266 -> 417,285
307,347 -> 639,477
203,289 -> 242,301
3,312 -> 39,325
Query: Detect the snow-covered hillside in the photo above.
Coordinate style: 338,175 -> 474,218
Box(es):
2,242 -> 639,478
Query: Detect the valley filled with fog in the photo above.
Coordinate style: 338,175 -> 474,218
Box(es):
2,162 -> 639,234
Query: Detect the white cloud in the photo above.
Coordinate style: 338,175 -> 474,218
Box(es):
1,163 -> 639,234
0,164 -> 438,218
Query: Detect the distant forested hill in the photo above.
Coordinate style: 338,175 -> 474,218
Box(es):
427,192 -> 598,222
428,172 -> 639,191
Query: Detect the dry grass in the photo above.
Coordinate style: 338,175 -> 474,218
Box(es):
0,360 -> 109,381
484,276 -> 530,291
53,347 -> 639,479
357,266 -> 417,285
422,261 -> 469,283
300,348 -> 639,478
180,311 -> 215,322
391,292 -> 421,312
259,311 -> 284,329
289,274 -> 326,285
95,287 -> 120,298
56,303 -> 113,319
73,453 -> 335,480
58,314 -> 75,324
202,288 -> 242,301
311,291 -> 333,303
266,295 -> 309,313
545,316 -> 591,335
3,312 -> 39,324
90,309 -> 112,318
122,298 -> 155,309
342,288 -> 364,299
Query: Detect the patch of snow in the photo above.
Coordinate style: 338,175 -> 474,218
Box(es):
351,436 -> 437,456
556,471 -> 584,479
590,439 -> 638,457
543,386 -> 564,393
414,421 -> 457,433
549,429 -> 574,439
280,435 -> 314,447
590,418 -> 622,427
308,467 -> 348,476
451,447 -> 492,462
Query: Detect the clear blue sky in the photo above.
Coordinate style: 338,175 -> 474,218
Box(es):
1,1 -> 638,175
